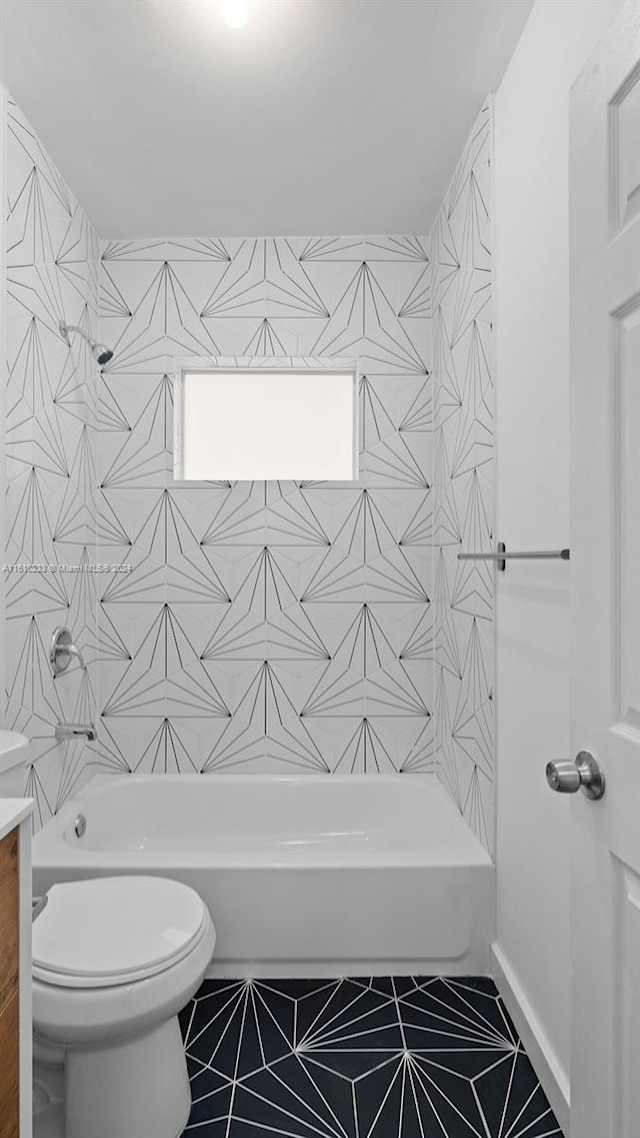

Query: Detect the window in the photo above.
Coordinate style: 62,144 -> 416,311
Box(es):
175,368 -> 358,482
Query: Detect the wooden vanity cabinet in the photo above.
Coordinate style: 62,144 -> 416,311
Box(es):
0,826 -> 20,1138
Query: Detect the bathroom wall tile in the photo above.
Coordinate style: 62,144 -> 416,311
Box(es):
364,664 -> 431,720
431,100 -> 494,854
332,717 -> 405,773
362,236 -> 431,263
164,237 -> 241,263
91,232 -> 433,778
288,235 -> 365,262
397,374 -> 434,444
289,248 -> 365,315
93,716 -> 137,775
196,488 -> 266,551
398,715 -> 437,773
25,733 -> 93,829
264,495 -> 333,553
242,317 -> 303,357
6,100 -> 77,268
4,565 -> 36,643
97,713 -> 200,776
8,477 -> 68,568
199,660 -> 318,774
99,246 -> 169,315
361,430 -> 431,492
4,93 -> 497,845
5,307 -> 70,419
396,597 -> 434,666
3,97 -> 100,825
299,551 -> 368,609
98,361 -> 172,435
360,714 -> 433,773
298,656 -> 366,722
197,317 -> 267,357
359,258 -> 429,326
100,661 -> 169,724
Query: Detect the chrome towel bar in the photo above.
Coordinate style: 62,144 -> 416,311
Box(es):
457,542 -> 570,571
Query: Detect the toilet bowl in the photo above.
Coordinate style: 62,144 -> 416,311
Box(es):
32,876 -> 216,1138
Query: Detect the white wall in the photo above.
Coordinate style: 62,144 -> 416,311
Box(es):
493,0 -> 623,1111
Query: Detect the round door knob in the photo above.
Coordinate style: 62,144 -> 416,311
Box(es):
545,751 -> 605,800
546,760 -> 581,793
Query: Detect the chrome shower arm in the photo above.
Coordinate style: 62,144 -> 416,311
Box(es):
59,321 -> 84,342
59,319 -> 114,366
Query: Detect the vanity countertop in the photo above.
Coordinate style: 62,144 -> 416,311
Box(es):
0,798 -> 33,842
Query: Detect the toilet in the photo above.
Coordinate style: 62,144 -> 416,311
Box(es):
32,875 -> 215,1138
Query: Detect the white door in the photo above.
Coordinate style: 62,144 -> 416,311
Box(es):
569,1 -> 640,1135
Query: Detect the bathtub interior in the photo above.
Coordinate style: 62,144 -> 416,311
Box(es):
33,773 -> 493,863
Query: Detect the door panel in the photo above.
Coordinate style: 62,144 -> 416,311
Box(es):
614,860 -> 640,1138
570,2 -> 640,1135
610,62 -> 640,229
615,296 -> 640,722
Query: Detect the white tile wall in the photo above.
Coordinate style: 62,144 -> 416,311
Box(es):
3,98 -> 100,828
432,101 -> 495,851
2,92 -> 493,852
95,241 -> 434,778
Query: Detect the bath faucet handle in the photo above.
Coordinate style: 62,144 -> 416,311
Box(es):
50,627 -> 86,677
67,643 -> 86,668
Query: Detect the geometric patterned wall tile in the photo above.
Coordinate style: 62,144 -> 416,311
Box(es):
4,97 -> 99,829
431,99 -> 494,854
97,234 -> 433,779
4,88 -> 493,851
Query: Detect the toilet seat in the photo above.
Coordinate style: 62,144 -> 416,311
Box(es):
33,876 -> 207,988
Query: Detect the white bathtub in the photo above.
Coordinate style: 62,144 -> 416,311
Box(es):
33,774 -> 495,977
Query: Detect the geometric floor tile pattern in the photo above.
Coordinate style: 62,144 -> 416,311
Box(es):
179,977 -> 564,1137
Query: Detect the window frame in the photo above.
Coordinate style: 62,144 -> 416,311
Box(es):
173,357 -> 360,485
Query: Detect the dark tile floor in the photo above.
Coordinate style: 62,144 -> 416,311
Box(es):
179,977 -> 564,1137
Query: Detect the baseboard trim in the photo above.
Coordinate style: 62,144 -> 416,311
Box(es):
492,944 -> 570,1137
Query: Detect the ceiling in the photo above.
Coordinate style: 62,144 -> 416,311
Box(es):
0,0 -> 533,238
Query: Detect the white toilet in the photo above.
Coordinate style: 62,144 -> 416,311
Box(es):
32,875 -> 215,1138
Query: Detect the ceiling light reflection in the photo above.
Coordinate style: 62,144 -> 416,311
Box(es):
221,0 -> 249,28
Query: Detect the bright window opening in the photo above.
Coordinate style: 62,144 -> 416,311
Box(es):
175,369 -> 358,481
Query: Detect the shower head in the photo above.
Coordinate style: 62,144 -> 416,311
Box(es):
93,344 -> 114,366
59,320 -> 114,367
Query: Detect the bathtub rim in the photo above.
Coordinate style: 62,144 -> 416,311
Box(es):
32,772 -> 493,871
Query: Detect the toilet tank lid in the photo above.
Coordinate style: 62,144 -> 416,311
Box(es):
0,732 -> 30,772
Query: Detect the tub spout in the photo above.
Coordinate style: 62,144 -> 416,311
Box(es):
55,723 -> 97,742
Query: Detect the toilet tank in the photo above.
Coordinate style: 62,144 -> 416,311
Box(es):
0,731 -> 30,797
